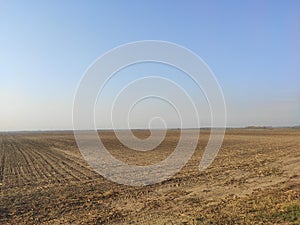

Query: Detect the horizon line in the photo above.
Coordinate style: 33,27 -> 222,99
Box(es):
1,125 -> 300,133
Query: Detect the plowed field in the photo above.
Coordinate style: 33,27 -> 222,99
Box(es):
0,129 -> 300,224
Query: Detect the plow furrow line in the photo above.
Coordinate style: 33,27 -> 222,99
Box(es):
21,143 -> 68,184
24,139 -> 95,181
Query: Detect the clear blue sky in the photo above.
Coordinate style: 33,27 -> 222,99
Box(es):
1,0 -> 299,130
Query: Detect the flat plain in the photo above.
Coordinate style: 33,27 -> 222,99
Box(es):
0,128 -> 300,224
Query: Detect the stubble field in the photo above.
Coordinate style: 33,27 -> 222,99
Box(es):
0,128 -> 300,224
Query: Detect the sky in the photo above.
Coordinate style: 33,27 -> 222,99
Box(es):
0,0 -> 300,131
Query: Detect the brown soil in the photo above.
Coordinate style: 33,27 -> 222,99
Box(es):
0,128 -> 300,224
